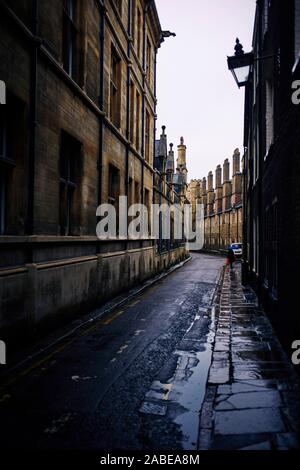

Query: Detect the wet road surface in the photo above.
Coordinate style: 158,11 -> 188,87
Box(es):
0,253 -> 224,450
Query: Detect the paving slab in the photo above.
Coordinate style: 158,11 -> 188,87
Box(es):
198,264 -> 300,450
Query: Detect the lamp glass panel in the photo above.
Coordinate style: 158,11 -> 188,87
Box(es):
234,65 -> 250,84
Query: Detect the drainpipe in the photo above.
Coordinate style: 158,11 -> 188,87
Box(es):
27,0 -> 39,238
125,0 -> 132,190
159,175 -> 162,253
140,3 -> 148,205
153,48 -> 157,189
124,0 -> 132,244
98,2 -> 105,208
242,147 -> 247,283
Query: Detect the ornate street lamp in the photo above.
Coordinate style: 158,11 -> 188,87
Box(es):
227,38 -> 253,88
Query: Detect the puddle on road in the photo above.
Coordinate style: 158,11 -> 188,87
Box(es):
140,305 -> 217,450
169,346 -> 214,449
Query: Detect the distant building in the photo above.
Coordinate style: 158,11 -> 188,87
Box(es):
154,128 -> 189,253
187,149 -> 243,251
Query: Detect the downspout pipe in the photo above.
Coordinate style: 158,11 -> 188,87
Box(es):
141,3 -> 148,205
96,1 -> 105,255
153,47 -> 158,205
27,0 -> 39,238
98,2 -> 105,208
125,0 -> 132,200
124,0 -> 132,245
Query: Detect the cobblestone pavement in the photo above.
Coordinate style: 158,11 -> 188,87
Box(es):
198,263 -> 300,450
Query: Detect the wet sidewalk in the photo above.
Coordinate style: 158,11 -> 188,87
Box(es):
199,263 -> 300,450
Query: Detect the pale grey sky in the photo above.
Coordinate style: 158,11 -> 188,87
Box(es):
155,0 -> 256,181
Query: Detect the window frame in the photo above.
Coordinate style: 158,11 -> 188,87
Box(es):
146,36 -> 152,83
63,0 -> 78,79
0,104 -> 16,235
129,80 -> 135,143
135,89 -> 141,151
110,46 -> 122,129
136,7 -> 142,62
145,109 -> 151,163
59,131 -> 81,236
108,164 -> 120,206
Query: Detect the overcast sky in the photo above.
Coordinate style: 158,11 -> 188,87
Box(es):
155,0 -> 256,182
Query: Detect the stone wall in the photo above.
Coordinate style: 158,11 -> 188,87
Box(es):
0,242 -> 187,342
0,1 -> 187,343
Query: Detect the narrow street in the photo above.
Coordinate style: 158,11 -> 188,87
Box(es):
2,0 -> 300,461
0,253 -> 224,450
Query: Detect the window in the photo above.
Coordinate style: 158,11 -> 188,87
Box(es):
130,81 -> 135,143
146,37 -> 152,82
135,90 -> 141,151
131,1 -> 136,43
59,131 -> 81,236
0,105 -> 13,162
63,0 -> 78,78
108,164 -> 120,206
264,202 -> 278,297
253,216 -> 259,273
134,181 -> 140,204
265,80 -> 274,151
108,164 -> 120,234
0,102 -> 14,235
170,213 -> 175,249
145,110 -> 150,163
128,177 -> 134,207
0,172 -> 5,234
110,47 -> 121,128
136,7 -> 142,62
144,188 -> 151,235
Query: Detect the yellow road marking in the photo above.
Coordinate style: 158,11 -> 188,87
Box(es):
0,307 -> 127,396
101,310 -> 124,325
126,300 -> 141,307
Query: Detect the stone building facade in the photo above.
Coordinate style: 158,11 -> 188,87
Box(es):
0,0 -> 187,342
187,149 -> 243,252
242,0 -> 300,347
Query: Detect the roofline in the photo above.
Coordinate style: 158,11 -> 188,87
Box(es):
147,0 -> 164,48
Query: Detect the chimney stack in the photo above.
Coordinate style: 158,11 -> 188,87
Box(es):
223,158 -> 230,183
215,165 -> 222,188
232,148 -> 240,175
208,171 -> 214,191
